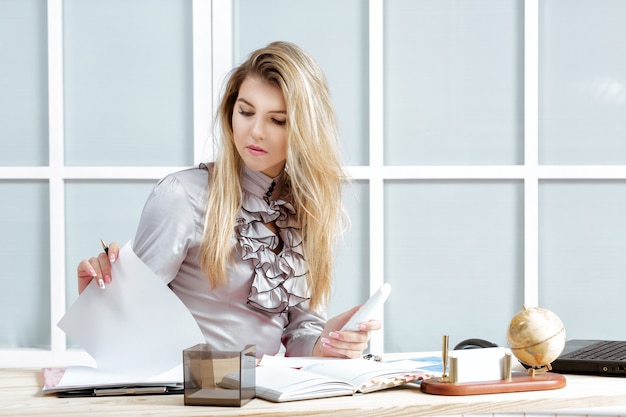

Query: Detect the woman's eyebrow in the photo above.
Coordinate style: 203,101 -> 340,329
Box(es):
236,97 -> 286,114
236,97 -> 254,107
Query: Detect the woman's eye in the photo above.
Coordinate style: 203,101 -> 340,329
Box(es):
238,109 -> 253,117
273,118 -> 286,126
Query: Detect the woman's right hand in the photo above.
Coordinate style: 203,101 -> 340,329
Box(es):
76,242 -> 121,294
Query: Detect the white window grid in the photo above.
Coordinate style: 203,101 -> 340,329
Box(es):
2,0 -> 626,367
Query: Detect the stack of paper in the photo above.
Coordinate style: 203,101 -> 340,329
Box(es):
43,242 -> 205,396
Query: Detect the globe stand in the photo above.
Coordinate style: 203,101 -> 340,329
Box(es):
420,336 -> 566,396
526,364 -> 551,377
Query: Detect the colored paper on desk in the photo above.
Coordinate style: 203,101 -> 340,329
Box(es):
46,241 -> 204,393
386,356 -> 443,376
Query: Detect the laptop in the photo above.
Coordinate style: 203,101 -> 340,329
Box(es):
551,339 -> 626,376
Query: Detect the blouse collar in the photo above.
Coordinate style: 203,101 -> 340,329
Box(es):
240,166 -> 285,203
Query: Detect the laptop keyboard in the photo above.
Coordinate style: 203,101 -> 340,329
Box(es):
562,341 -> 626,360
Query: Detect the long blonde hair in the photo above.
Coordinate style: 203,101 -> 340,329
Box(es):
200,41 -> 347,311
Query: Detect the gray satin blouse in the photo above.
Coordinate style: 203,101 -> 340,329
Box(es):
132,164 -> 326,357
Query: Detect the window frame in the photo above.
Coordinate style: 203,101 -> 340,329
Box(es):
4,0 -> 626,367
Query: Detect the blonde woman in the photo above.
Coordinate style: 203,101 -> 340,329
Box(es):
77,41 -> 380,358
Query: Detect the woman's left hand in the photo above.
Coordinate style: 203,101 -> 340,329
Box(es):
312,306 -> 382,358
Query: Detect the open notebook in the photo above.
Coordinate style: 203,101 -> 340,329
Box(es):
221,355 -> 443,402
551,339 -> 626,376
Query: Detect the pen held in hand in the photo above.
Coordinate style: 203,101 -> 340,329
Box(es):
98,239 -> 109,290
101,239 -> 109,255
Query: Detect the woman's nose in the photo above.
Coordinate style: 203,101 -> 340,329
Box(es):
251,119 -> 265,141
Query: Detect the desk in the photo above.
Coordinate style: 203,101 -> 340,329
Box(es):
2,368 -> 626,417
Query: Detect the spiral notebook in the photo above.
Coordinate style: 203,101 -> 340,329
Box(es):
551,339 -> 626,376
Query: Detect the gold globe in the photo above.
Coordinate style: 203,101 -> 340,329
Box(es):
507,306 -> 566,369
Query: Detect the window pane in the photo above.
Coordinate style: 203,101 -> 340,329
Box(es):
233,0 -> 369,166
65,181 -> 157,308
385,180 -> 524,351
0,181 -> 50,348
539,181 -> 626,339
328,181 -> 370,317
63,0 -> 193,166
384,0 -> 524,165
539,1 -> 626,164
0,0 -> 48,166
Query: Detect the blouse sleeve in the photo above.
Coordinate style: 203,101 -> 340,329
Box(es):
132,174 -> 197,284
281,304 -> 326,356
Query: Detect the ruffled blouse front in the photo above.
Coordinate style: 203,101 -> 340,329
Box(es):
237,167 -> 310,314
133,165 -> 325,357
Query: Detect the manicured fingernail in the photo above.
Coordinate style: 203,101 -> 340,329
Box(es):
109,253 -> 116,263
321,338 -> 331,344
329,332 -> 339,339
97,278 -> 106,289
89,268 -> 97,277
103,274 -> 112,284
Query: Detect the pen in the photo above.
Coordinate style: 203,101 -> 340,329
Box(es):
98,239 -> 108,289
363,353 -> 381,361
441,335 -> 449,381
101,239 -> 109,255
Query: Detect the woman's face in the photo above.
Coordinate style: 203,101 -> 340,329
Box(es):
232,76 -> 288,178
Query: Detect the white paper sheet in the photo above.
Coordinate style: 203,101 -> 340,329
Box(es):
55,241 -> 204,388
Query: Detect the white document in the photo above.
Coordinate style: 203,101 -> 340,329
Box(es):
52,241 -> 204,391
258,354 -> 344,368
259,354 -> 442,376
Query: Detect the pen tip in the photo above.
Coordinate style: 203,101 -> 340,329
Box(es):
100,239 -> 109,254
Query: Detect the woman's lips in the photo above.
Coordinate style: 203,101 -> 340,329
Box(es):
247,145 -> 267,156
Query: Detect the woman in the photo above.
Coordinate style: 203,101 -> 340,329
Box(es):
77,41 -> 380,359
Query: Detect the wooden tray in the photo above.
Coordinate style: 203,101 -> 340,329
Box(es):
420,372 -> 566,396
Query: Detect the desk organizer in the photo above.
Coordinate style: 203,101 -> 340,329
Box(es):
420,335 -> 567,395
420,371 -> 566,395
183,344 -> 256,406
